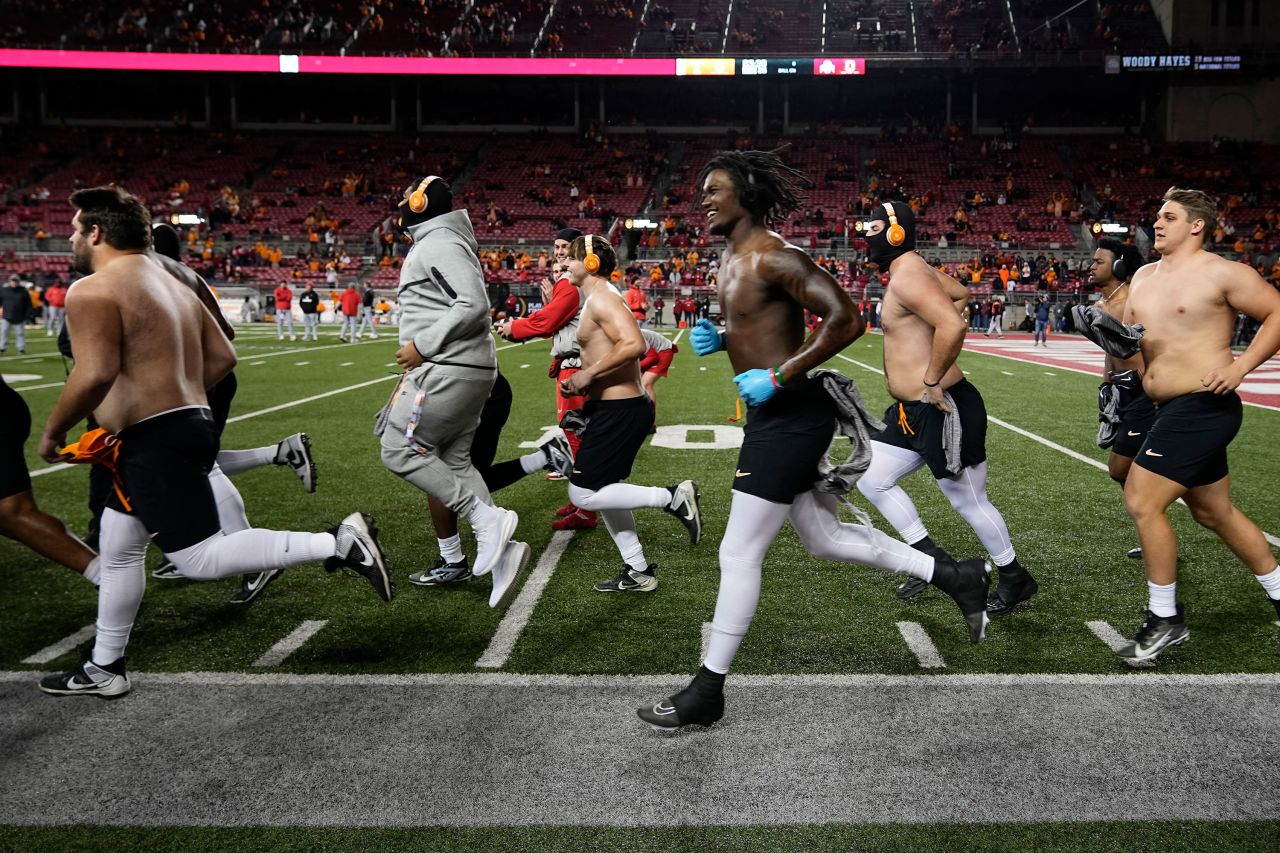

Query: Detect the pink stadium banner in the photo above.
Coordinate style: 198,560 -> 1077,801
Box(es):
0,49 -> 677,76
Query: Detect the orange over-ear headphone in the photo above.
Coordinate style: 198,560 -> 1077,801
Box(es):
407,175 -> 440,214
884,202 -> 906,247
584,234 -> 600,274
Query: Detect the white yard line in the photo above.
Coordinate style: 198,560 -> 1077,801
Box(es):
5,669 -> 1279,688
475,530 -> 574,669
21,624 -> 95,664
9,381 -> 65,391
235,338 -> 382,361
252,620 -> 328,668
896,622 -> 946,668
672,327 -> 686,345
1086,620 -> 1130,654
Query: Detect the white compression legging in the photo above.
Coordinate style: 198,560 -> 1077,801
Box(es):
567,482 -> 671,572
703,489 -> 933,675
92,507 -> 336,666
855,441 -> 1016,566
214,446 -> 277,477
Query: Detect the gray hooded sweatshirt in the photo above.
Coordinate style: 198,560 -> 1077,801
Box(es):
398,209 -> 496,370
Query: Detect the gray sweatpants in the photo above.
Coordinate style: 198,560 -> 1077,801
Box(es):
380,363 -> 496,515
302,313 -> 320,340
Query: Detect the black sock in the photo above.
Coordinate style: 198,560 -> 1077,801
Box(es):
910,536 -> 937,553
688,665 -> 725,698
997,557 -> 1024,575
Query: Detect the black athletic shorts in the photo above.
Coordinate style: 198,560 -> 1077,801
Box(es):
108,407 -> 223,553
208,371 -> 238,436
0,378 -> 32,500
873,378 -> 988,479
1110,387 -> 1157,459
1134,391 -> 1241,488
569,395 -> 654,491
734,376 -> 835,504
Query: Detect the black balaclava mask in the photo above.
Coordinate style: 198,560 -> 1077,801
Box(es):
866,201 -> 916,271
394,176 -> 453,235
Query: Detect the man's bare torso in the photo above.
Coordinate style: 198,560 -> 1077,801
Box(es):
718,232 -> 807,374
1127,252 -> 1236,403
76,255 -> 213,433
881,256 -> 966,401
578,280 -> 642,400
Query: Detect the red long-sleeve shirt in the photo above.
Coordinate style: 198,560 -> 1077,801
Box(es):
509,277 -> 578,340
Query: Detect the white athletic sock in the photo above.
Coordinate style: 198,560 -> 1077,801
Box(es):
937,462 -> 1016,566
1148,581 -> 1178,618
790,491 -> 935,581
169,530 -> 335,580
1254,565 -> 1280,600
466,498 -> 500,526
600,509 -> 647,572
208,464 -> 250,533
83,556 -> 101,586
215,445 -> 277,476
519,451 -> 546,475
566,482 -> 670,512
438,535 -> 464,564
856,441 -> 930,543
94,508 -> 149,665
704,492 -> 792,675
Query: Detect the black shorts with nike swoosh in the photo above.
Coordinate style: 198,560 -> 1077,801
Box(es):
569,395 -> 654,491
1110,386 -> 1156,459
872,378 -> 988,480
734,376 -> 835,504
1133,391 -> 1241,488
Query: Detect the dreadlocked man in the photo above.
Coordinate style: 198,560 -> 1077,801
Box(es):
638,149 -> 992,730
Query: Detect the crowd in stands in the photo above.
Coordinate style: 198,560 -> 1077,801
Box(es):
0,0 -> 1173,56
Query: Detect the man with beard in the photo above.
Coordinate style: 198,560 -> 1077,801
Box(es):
38,186 -> 392,699
854,201 -> 1039,617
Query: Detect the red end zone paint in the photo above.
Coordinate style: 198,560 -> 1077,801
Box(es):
962,332 -> 1280,411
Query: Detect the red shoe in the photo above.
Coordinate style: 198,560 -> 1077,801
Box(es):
551,509 -> 598,531
554,501 -> 578,518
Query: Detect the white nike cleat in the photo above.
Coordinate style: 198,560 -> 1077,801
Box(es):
39,658 -> 130,699
275,433 -> 316,493
489,541 -> 531,609
329,513 -> 394,601
472,508 -> 519,578
664,480 -> 702,544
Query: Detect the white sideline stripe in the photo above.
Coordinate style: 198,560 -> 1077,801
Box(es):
11,381 -> 65,391
834,353 -> 1280,544
29,462 -> 73,478
700,621 -> 712,661
236,338 -> 381,361
896,621 -> 946,668
22,624 -> 95,664
5,669 -> 1279,688
224,376 -> 396,424
475,530 -> 574,669
1087,620 -> 1129,654
252,620 -> 328,668
672,327 -> 686,345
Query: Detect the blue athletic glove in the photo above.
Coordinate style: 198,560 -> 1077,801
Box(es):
690,318 -> 724,356
733,368 -> 778,407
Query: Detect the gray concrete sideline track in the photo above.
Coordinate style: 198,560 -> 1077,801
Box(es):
2,671 -> 1278,826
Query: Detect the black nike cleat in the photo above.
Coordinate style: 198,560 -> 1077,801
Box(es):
39,657 -> 130,699
664,480 -> 702,545
930,557 -> 992,643
898,540 -> 952,600
275,432 -> 316,493
986,564 -> 1039,617
230,569 -> 283,604
327,513 -> 395,601
637,666 -> 725,731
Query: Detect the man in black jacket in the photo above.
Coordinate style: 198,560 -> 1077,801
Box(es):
1,274 -> 31,355
298,282 -> 321,341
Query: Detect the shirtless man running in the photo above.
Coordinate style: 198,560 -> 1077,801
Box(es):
1117,186 -> 1280,663
855,201 -> 1038,616
638,150 -> 990,731
557,234 -> 702,593
36,186 -> 392,699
